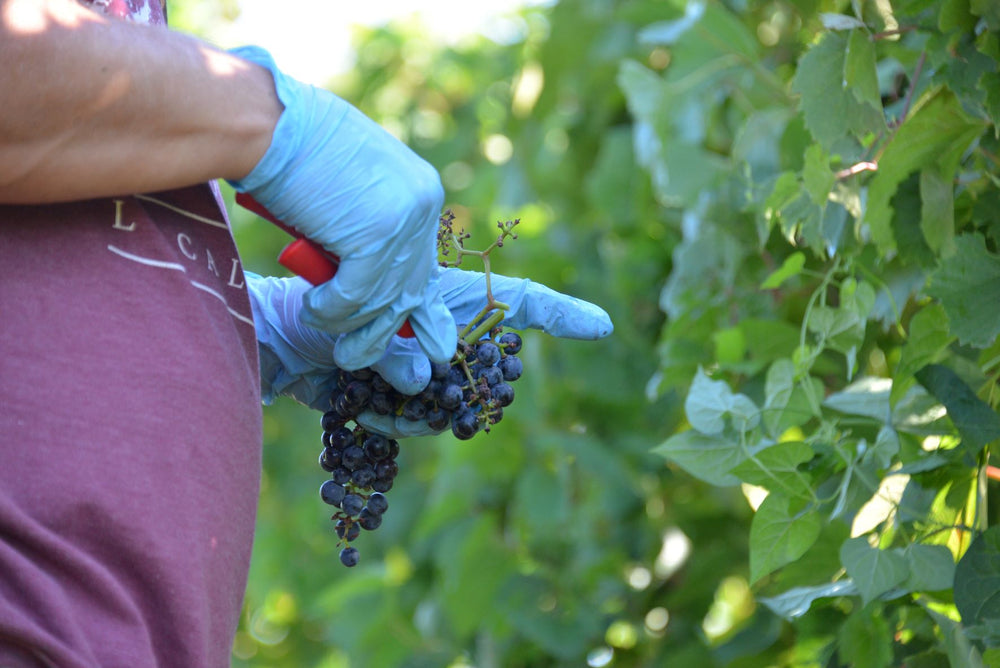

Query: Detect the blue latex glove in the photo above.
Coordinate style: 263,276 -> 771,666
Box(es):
246,267 -> 613,438
228,46 -> 455,370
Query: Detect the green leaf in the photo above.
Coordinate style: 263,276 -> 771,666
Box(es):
820,13 -> 867,30
865,89 -> 986,255
803,144 -> 835,206
839,604 -> 894,668
844,29 -> 881,110
891,303 -> 955,406
840,536 -> 910,604
824,376 -> 892,423
927,234 -> 1000,348
791,31 -> 886,149
758,580 -> 858,619
731,441 -> 815,499
915,363 -> 1000,457
955,526 -> 1000,625
903,544 -> 956,592
654,429 -> 744,486
924,605 -> 988,668
920,166 -> 957,256
684,367 -> 760,434
749,493 -> 823,583
761,252 -> 806,289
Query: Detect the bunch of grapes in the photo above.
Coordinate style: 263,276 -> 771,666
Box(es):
319,213 -> 524,567
318,329 -> 524,566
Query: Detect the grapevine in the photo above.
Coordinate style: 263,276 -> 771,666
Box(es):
318,211 -> 523,567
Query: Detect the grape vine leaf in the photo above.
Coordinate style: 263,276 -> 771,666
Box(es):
927,234 -> 1000,348
790,31 -> 886,150
758,580 -> 858,619
839,605 -> 894,668
903,543 -> 956,592
749,493 -> 822,583
955,526 -> 1000,626
840,537 -> 910,604
654,430 -> 744,487
684,367 -> 760,434
865,89 -> 986,255
844,29 -> 881,110
731,441 -> 814,499
915,364 -> 1000,459
891,303 -> 955,406
920,165 -> 957,257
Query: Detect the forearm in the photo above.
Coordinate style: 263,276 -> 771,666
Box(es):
0,0 -> 282,203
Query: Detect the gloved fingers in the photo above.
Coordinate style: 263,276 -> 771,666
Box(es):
300,255 -> 384,334
332,298 -> 414,371
368,336 -> 432,396
439,267 -> 614,340
406,291 -> 459,365
355,410 -> 445,439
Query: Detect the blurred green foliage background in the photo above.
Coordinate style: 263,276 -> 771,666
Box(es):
169,0 -> 1000,665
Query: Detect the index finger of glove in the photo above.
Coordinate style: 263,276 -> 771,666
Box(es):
440,268 -> 613,340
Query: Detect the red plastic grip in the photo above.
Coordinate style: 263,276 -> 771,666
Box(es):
235,193 -> 415,338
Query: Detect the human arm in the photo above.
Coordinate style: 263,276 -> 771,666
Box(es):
0,0 -> 281,203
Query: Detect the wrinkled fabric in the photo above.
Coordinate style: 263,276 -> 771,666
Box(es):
0,185 -> 262,667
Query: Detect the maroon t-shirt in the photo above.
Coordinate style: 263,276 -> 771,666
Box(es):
0,5 -> 263,665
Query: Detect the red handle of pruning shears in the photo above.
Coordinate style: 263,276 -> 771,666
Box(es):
236,192 -> 415,338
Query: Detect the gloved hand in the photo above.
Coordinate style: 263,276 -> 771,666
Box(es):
246,267 -> 613,438
228,46 -> 455,370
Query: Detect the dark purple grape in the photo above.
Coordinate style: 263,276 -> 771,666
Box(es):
388,439 -> 400,460
401,399 -> 426,422
426,407 -> 450,430
344,381 -> 372,409
476,341 -> 501,366
447,366 -> 466,387
331,466 -> 352,485
341,445 -> 366,471
497,355 -> 522,381
330,426 -> 355,450
358,507 -> 382,530
476,366 -> 503,387
364,434 -> 390,461
342,493 -> 364,516
487,406 -> 503,424
335,519 -> 361,542
371,477 -> 394,493
319,447 -> 341,472
430,361 -> 452,380
499,332 -> 522,354
350,368 -> 374,381
321,411 -> 344,432
370,392 -> 394,415
371,374 -> 392,393
375,460 -> 399,480
340,546 -> 360,567
336,369 -> 353,390
492,383 -> 515,407
437,383 -> 463,410
320,480 -> 346,506
366,492 -> 388,515
452,411 -> 479,440
351,465 -> 376,488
